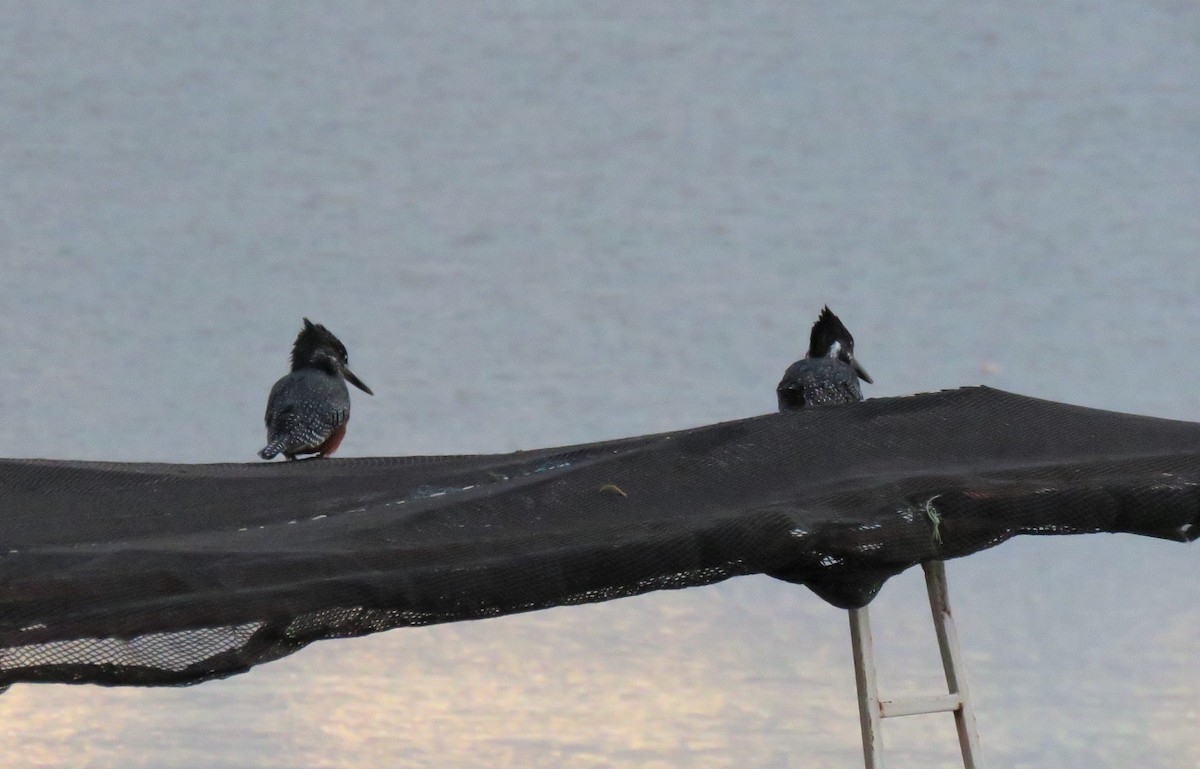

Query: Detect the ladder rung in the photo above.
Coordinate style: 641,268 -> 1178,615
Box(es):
880,693 -> 962,718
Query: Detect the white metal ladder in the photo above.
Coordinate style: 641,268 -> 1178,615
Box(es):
847,560 -> 984,768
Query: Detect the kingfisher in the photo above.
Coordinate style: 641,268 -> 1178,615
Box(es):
258,318 -> 374,460
777,306 -> 872,410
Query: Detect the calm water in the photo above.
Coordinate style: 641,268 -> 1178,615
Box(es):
1,2 -> 1198,767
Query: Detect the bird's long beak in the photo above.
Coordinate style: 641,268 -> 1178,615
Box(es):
343,366 -> 374,395
853,359 -> 873,384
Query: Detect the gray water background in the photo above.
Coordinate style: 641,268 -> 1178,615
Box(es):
0,2 -> 1198,767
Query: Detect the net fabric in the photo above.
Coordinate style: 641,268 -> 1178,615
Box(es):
1,387 -> 1197,688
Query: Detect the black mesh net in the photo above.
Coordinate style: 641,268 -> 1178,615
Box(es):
1,387 -> 1197,688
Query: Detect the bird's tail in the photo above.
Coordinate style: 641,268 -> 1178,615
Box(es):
258,440 -> 285,460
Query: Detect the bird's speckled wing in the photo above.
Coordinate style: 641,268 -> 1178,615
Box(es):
262,370 -> 351,456
777,358 -> 863,410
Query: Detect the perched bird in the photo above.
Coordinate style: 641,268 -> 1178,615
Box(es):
777,306 -> 872,410
259,318 -> 373,460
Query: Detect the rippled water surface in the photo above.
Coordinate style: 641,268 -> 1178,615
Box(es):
1,2 -> 1198,767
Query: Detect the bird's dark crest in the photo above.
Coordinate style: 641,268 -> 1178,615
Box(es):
807,305 -> 855,358
290,318 -> 350,372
